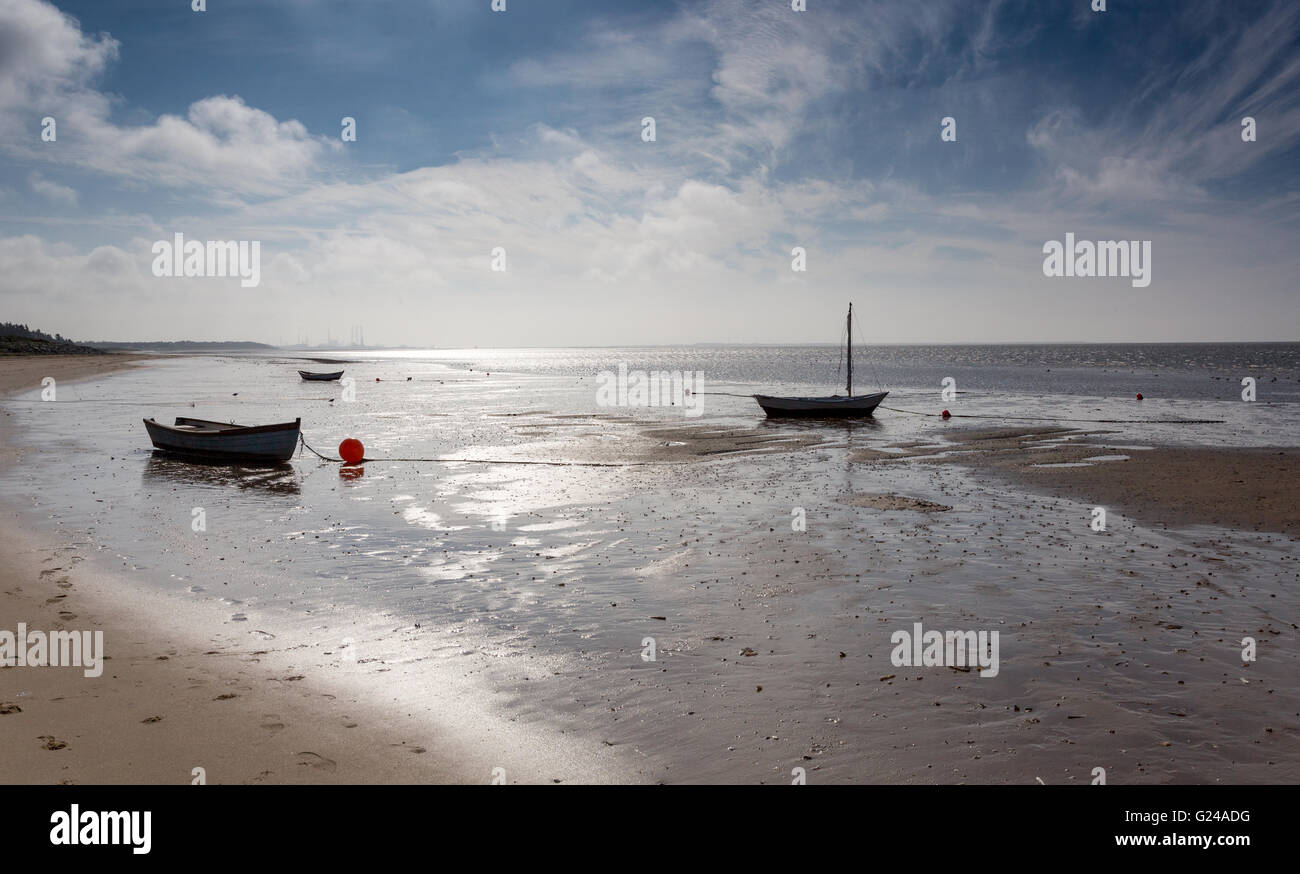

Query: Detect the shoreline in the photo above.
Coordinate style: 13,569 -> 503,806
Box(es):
0,505 -> 640,784
0,355 -> 637,784
0,355 -> 464,783
0,353 -> 156,398
0,513 -> 467,783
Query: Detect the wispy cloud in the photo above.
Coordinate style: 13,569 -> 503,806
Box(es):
28,169 -> 75,203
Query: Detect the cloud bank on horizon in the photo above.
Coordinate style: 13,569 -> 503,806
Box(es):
0,0 -> 1297,346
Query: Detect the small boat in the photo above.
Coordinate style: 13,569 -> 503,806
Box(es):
754,303 -> 888,418
143,417 -> 301,463
299,370 -> 344,381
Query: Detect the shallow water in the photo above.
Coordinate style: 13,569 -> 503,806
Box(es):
3,346 -> 1298,782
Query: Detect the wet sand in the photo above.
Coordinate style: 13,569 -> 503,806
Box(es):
2,358 -> 1297,784
852,426 -> 1300,535
974,445 -> 1296,535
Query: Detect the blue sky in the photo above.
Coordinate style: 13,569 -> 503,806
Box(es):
1,0 -> 1297,345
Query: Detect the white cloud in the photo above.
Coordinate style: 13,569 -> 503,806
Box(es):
0,0 -> 118,110
0,0 -> 331,195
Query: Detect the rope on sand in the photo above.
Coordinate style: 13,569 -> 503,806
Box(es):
876,405 -> 1225,425
696,391 -> 1226,425
297,434 -> 674,467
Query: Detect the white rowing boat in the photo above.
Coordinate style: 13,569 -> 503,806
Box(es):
143,417 -> 301,463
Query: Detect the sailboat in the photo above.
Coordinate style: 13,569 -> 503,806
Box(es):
753,303 -> 888,418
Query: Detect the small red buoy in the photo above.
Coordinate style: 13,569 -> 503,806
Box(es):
941,409 -> 951,420
339,438 -> 365,464
375,377 -> 381,382
1135,393 -> 1143,400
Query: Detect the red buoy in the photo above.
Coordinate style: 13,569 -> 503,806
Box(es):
1135,393 -> 1143,401
941,409 -> 951,420
339,438 -> 365,464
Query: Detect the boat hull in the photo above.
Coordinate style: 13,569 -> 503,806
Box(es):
754,391 -> 888,418
299,370 -> 344,381
143,417 -> 301,463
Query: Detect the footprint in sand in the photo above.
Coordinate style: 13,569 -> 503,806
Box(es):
213,693 -> 239,701
389,742 -> 427,754
141,716 -> 163,724
295,752 -> 337,773
260,716 -> 286,734
45,594 -> 66,604
0,703 -> 22,715
56,578 -> 72,590
58,612 -> 77,621
38,735 -> 67,751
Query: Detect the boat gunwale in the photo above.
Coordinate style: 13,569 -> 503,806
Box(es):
752,391 -> 889,405
145,417 -> 302,437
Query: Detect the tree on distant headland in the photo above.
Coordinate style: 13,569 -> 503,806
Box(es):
0,322 -> 68,342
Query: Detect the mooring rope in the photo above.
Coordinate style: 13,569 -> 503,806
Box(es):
696,392 -> 1224,425
298,434 -> 343,461
297,434 -> 677,467
876,405 -> 1225,425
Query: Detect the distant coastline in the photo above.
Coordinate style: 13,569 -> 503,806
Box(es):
0,334 -> 105,355
85,340 -> 276,352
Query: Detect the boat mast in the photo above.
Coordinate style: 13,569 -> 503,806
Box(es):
846,303 -> 853,397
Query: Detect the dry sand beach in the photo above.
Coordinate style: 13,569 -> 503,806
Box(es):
1,354 -> 1297,784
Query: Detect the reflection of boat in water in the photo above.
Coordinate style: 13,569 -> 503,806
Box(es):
143,417 -> 301,462
142,455 -> 301,496
754,303 -> 888,418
